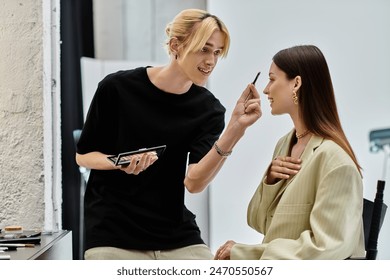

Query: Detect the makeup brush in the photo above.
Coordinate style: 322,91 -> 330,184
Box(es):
0,243 -> 35,248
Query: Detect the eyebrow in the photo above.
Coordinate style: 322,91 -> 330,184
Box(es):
205,42 -> 224,49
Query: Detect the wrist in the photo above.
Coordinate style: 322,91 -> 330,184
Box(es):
226,120 -> 246,139
214,141 -> 232,158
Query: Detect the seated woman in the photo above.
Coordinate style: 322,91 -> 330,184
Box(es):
215,45 -> 365,260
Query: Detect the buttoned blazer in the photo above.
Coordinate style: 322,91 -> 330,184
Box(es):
231,130 -> 365,259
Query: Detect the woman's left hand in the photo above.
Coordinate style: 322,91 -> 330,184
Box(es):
214,240 -> 236,260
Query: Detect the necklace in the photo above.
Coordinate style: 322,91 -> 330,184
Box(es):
296,130 -> 310,139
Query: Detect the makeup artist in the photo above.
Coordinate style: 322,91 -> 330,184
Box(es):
76,8 -> 261,260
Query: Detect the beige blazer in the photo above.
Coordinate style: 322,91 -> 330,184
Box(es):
231,130 -> 365,259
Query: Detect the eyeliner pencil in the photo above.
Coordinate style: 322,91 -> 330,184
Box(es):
245,71 -> 261,103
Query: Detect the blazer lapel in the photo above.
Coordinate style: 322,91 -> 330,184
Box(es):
299,134 -> 324,164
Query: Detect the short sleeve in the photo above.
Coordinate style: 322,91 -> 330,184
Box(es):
76,78 -> 119,155
187,104 -> 225,164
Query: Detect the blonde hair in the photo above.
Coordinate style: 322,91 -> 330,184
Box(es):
165,9 -> 230,59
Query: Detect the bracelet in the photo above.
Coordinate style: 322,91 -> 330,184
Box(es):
213,141 -> 232,158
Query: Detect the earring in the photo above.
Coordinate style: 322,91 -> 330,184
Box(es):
292,91 -> 298,105
175,54 -> 178,60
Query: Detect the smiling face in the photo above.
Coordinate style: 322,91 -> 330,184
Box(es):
177,30 -> 225,86
263,62 -> 298,115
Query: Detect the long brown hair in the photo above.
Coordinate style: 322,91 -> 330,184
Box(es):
273,45 -> 362,175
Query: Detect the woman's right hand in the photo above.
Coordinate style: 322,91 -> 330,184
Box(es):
266,156 -> 302,184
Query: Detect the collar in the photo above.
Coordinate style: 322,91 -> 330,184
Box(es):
282,129 -> 325,161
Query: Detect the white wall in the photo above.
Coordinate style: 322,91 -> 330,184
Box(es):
208,0 -> 390,259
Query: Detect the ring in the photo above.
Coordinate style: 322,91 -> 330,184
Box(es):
280,161 -> 283,167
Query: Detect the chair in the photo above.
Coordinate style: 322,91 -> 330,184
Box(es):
360,180 -> 387,260
73,129 -> 90,259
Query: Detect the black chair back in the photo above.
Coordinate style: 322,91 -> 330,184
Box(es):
363,180 -> 387,260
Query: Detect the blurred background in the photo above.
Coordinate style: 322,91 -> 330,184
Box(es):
1,0 -> 389,260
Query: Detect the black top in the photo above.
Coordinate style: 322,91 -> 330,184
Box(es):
77,67 -> 225,250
